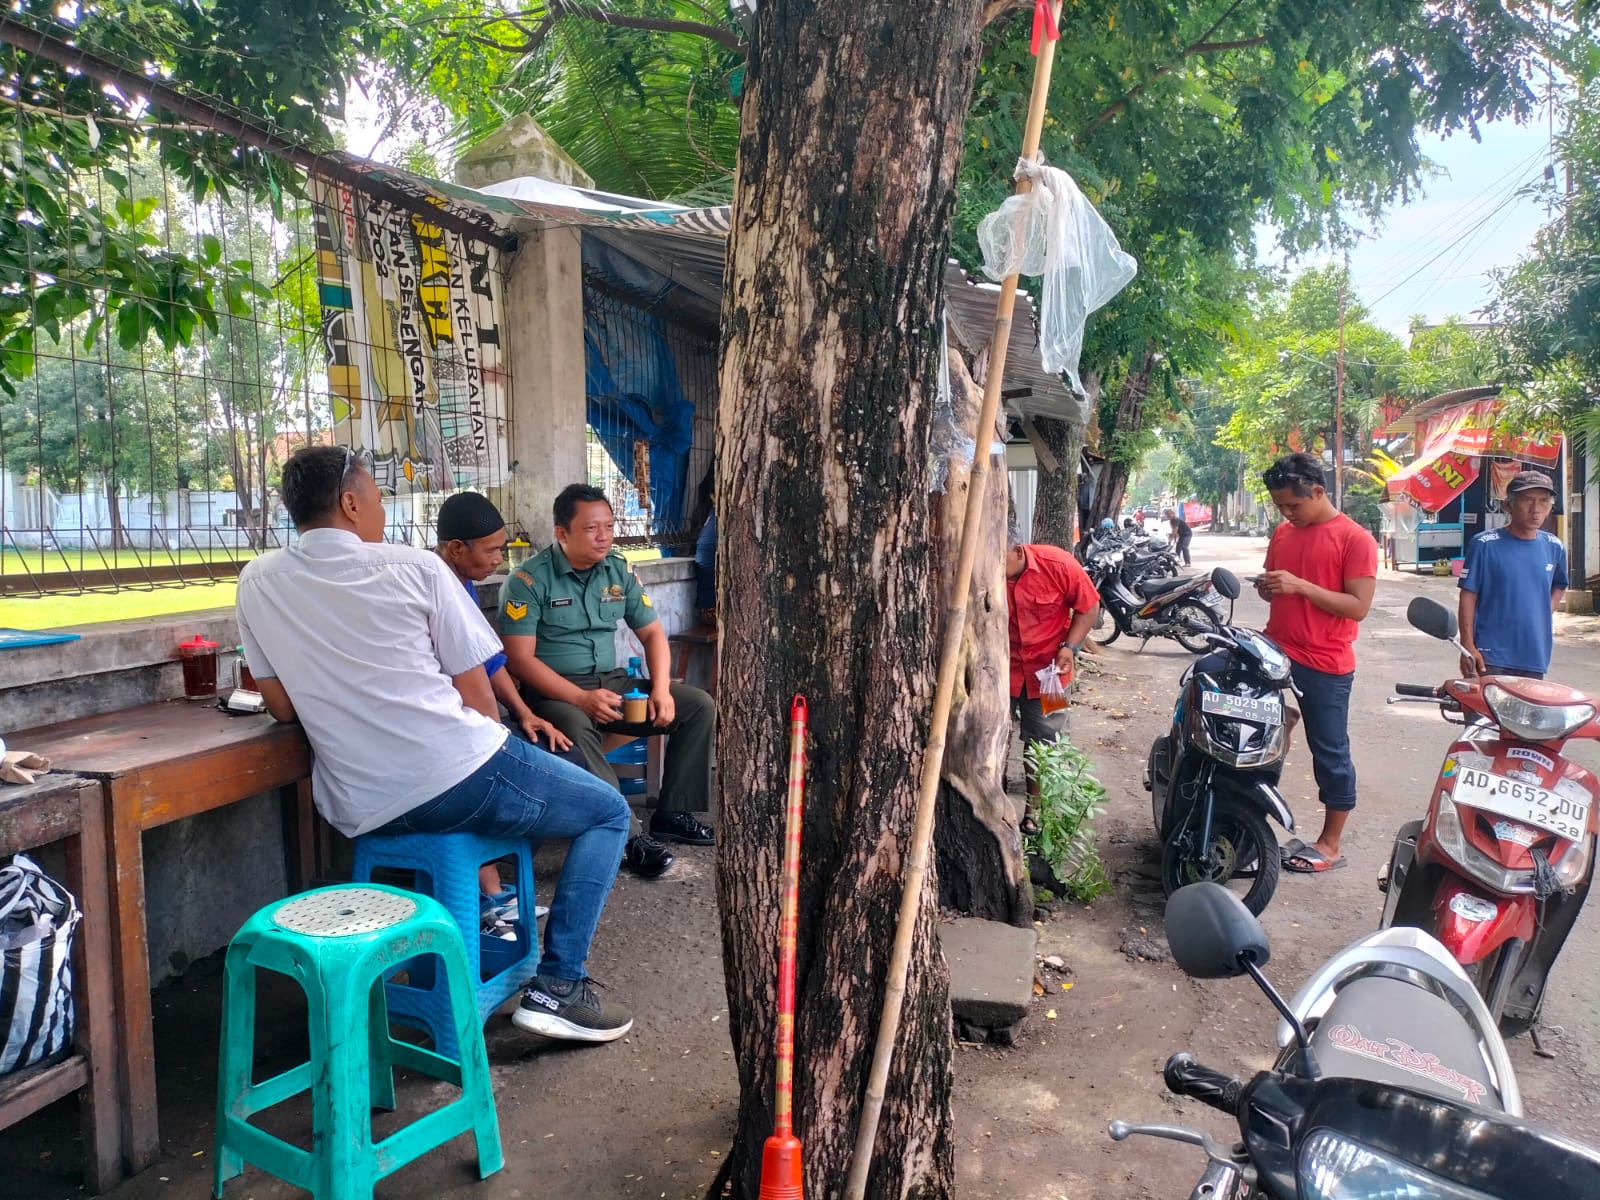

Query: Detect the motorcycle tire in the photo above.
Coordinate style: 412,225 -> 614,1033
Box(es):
1170,599 -> 1221,654
1090,603 -> 1121,647
1161,797 -> 1280,915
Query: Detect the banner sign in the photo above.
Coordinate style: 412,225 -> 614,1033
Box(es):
309,176 -> 509,493
1414,399 -> 1562,467
1392,450 -> 1479,513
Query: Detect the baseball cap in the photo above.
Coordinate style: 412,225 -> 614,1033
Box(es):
1505,470 -> 1556,497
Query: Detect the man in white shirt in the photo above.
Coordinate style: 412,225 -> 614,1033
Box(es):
236,446 -> 633,1044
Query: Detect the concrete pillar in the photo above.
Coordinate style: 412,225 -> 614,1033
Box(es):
500,227 -> 586,547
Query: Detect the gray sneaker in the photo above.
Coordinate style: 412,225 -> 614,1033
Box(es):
512,976 -> 634,1043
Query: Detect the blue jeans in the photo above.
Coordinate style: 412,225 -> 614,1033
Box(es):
376,733 -> 631,982
1290,661 -> 1357,812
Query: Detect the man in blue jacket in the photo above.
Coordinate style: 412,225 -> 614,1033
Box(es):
1458,470 -> 1569,679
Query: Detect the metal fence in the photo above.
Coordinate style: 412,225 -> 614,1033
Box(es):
0,38 -> 515,598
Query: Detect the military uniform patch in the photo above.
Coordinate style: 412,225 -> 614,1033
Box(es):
504,601 -> 528,620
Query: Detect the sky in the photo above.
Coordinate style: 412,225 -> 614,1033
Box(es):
1271,118 -> 1558,338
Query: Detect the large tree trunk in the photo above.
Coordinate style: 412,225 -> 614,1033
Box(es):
712,0 -> 982,1193
933,346 -> 1028,925
1029,416 -> 1076,549
1089,347 -> 1157,527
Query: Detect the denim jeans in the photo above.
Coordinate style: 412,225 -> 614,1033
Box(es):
1289,661 -> 1357,812
376,733 -> 631,982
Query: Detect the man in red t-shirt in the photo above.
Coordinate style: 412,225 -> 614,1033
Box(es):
1006,532 -> 1100,832
1256,452 -> 1378,873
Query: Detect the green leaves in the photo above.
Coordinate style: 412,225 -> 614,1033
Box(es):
1022,737 -> 1112,903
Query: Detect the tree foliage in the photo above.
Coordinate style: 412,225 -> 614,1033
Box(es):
0,0 -> 368,391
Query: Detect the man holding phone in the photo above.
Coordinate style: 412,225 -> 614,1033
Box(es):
1255,452 -> 1378,875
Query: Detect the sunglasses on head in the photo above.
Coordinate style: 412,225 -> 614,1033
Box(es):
1263,463 -> 1321,490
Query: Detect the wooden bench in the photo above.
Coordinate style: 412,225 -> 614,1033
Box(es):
12,702 -> 315,1173
0,775 -> 120,1192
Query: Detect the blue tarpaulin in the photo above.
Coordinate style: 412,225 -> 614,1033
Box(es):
582,240 -> 695,533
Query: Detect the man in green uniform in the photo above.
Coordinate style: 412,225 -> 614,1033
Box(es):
501,484 -> 716,846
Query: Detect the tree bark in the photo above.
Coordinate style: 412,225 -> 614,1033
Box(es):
1029,415 -> 1076,549
933,346 -> 1028,926
712,0 -> 982,1193
1089,348 -> 1157,528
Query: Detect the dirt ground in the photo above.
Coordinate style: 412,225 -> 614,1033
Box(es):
7,531 -> 1599,1199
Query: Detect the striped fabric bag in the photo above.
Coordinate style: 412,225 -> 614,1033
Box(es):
0,853 -> 80,1076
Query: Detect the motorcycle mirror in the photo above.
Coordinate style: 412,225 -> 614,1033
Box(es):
1164,883 -> 1271,979
1209,567 -> 1241,601
1405,596 -> 1458,642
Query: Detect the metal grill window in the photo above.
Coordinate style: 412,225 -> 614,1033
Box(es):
0,51 -> 513,603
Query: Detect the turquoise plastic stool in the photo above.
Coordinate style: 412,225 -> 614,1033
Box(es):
350,832 -> 538,1060
212,885 -> 502,1200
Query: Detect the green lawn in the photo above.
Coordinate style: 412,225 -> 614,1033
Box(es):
1,548 -> 258,573
0,584 -> 239,631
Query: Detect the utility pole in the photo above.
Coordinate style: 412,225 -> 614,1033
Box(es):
1334,250 -> 1348,512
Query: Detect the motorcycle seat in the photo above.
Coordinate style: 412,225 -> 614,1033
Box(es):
1308,972 -> 1501,1110
1135,575 -> 1193,599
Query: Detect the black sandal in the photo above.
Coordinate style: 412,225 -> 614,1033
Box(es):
1020,814 -> 1041,836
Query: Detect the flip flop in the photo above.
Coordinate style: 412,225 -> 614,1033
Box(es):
1284,846 -> 1346,874
1020,814 -> 1041,837
1278,838 -> 1309,864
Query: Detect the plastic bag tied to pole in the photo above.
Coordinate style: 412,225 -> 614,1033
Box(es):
976,159 -> 1137,394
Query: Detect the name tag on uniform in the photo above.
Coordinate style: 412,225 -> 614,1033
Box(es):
550,598 -> 573,608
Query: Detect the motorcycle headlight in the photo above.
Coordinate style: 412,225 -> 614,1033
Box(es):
1299,1131 -> 1497,1200
1482,684 -> 1596,744
1433,792 -> 1536,894
1553,832 -> 1592,889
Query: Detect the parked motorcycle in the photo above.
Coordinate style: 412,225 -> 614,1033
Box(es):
1085,554 -> 1232,653
1110,882 -> 1600,1199
1144,597 -> 1295,913
1378,595 -> 1599,1037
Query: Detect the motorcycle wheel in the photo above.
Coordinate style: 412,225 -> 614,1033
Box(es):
1162,797 -> 1280,915
1090,603 -> 1121,647
1171,599 -> 1221,654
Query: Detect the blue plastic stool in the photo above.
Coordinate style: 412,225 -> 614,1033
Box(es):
351,832 -> 538,1058
212,885 -> 502,1199
606,737 -> 650,797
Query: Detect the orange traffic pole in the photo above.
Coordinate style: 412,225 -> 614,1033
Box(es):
758,695 -> 807,1200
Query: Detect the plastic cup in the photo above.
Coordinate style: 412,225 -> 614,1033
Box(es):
623,688 -> 649,724
178,635 -> 219,700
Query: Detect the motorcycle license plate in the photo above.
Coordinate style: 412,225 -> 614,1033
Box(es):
1200,691 -> 1282,725
1452,766 -> 1589,842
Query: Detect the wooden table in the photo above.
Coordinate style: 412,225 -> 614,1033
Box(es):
13,702 -> 314,1172
0,775 -> 120,1192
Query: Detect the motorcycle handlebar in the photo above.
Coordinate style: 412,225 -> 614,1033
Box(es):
1394,683 -> 1445,700
1163,1053 -> 1244,1116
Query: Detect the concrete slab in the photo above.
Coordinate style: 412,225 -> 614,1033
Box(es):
941,916 -> 1037,1030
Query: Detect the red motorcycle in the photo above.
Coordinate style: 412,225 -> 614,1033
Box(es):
1379,597 -> 1600,1038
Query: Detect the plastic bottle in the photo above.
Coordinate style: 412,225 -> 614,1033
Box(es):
628,655 -> 643,679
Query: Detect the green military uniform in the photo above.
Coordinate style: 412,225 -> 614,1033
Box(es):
499,545 -> 714,816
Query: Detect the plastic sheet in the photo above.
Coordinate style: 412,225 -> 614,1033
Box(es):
977,161 -> 1137,393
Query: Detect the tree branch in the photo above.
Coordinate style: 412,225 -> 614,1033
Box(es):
980,0 -> 1026,30
1079,0 -> 1260,138
561,6 -> 745,51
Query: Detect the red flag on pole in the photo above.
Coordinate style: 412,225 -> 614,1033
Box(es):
1031,0 -> 1059,55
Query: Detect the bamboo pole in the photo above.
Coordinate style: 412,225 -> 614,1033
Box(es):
842,9 -> 1065,1195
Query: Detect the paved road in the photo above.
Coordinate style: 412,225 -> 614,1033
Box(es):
957,530 -> 1600,1199
1196,530 -> 1600,1132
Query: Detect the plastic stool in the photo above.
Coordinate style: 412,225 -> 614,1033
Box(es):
351,832 -> 538,1058
212,885 -> 502,1200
